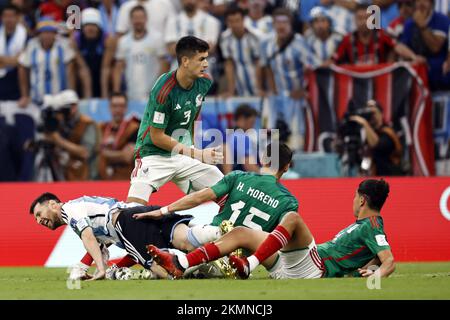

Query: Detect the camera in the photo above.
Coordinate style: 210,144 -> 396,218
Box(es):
336,100 -> 375,175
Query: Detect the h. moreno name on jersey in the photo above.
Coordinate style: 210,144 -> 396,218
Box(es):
236,182 -> 280,209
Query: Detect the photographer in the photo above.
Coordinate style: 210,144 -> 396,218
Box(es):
42,90 -> 99,181
349,100 -> 403,176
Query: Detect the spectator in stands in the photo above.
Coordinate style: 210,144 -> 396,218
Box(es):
259,8 -> 320,99
18,18 -> 76,107
165,0 -> 221,59
222,104 -> 260,174
98,92 -> 139,180
387,0 -> 415,39
401,0 -> 450,91
0,116 -> 22,181
317,0 -> 355,36
72,8 -> 107,99
11,0 -> 35,32
0,4 -> 27,103
444,29 -> 450,74
220,5 -> 262,97
43,90 -> 99,181
333,4 -> 422,65
98,0 -> 119,37
113,5 -> 168,102
116,0 -> 175,36
350,99 -> 403,176
245,0 -> 273,37
306,6 -> 342,63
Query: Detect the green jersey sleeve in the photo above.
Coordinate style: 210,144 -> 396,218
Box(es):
147,94 -> 170,129
210,171 -> 243,198
363,224 -> 391,255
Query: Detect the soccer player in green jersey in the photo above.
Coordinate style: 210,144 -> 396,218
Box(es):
133,143 -> 298,247
126,36 -> 224,205
146,179 -> 395,279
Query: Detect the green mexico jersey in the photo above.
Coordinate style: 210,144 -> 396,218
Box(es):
135,71 -> 213,158
317,216 -> 391,278
210,171 -> 299,232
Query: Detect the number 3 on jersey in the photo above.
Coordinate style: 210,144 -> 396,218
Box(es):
229,201 -> 271,230
180,110 -> 191,125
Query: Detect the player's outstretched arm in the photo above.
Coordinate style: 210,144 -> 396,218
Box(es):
359,249 -> 395,278
133,188 -> 217,220
80,227 -> 107,281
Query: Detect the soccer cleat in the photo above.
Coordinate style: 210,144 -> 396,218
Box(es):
146,245 -> 185,279
229,254 -> 251,279
105,264 -> 119,280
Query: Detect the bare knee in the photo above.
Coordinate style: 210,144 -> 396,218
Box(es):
281,212 -> 302,231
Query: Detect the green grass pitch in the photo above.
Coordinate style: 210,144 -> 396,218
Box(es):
1,262 -> 449,300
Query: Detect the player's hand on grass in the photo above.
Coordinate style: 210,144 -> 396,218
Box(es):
133,209 -> 164,220
358,268 -> 375,277
201,146 -> 223,165
86,269 -> 106,281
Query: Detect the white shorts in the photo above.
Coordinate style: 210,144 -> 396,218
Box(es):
127,154 -> 224,201
268,240 -> 325,279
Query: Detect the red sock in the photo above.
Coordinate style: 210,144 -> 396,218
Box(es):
80,253 -> 94,266
116,255 -> 136,268
254,225 -> 291,263
186,243 -> 221,267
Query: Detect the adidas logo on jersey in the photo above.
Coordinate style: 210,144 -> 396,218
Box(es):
175,104 -> 181,110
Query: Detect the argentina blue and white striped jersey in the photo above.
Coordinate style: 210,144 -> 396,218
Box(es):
220,28 -> 262,96
244,15 -> 274,38
18,37 -> 75,104
325,5 -> 355,36
115,31 -> 166,101
306,32 -> 343,62
260,33 -> 320,94
165,10 -> 221,47
60,196 -> 137,248
435,0 -> 450,16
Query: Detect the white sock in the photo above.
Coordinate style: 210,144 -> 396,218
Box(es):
247,255 -> 260,272
187,225 -> 222,247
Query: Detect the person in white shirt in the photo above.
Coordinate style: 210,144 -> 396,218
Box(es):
18,18 -> 75,107
165,0 -> 221,59
115,0 -> 176,36
113,5 -> 169,102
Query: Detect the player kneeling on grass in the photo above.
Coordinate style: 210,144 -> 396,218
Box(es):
29,194 -> 212,280
146,179 -> 396,279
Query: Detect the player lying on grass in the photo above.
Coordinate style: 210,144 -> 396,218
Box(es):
146,179 -> 396,279
29,194 -> 223,280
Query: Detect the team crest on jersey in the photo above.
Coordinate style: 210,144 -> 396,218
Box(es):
195,94 -> 203,107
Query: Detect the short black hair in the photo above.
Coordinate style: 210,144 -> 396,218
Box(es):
234,104 -> 258,121
110,91 -> 128,102
264,142 -> 293,172
357,179 -> 390,211
1,4 -> 21,15
29,192 -> 61,214
130,4 -> 147,18
225,4 -> 246,19
175,36 -> 209,65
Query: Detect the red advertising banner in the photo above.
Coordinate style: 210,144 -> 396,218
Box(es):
1,178 -> 449,266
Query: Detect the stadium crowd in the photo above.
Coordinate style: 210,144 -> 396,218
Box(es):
0,0 -> 449,182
